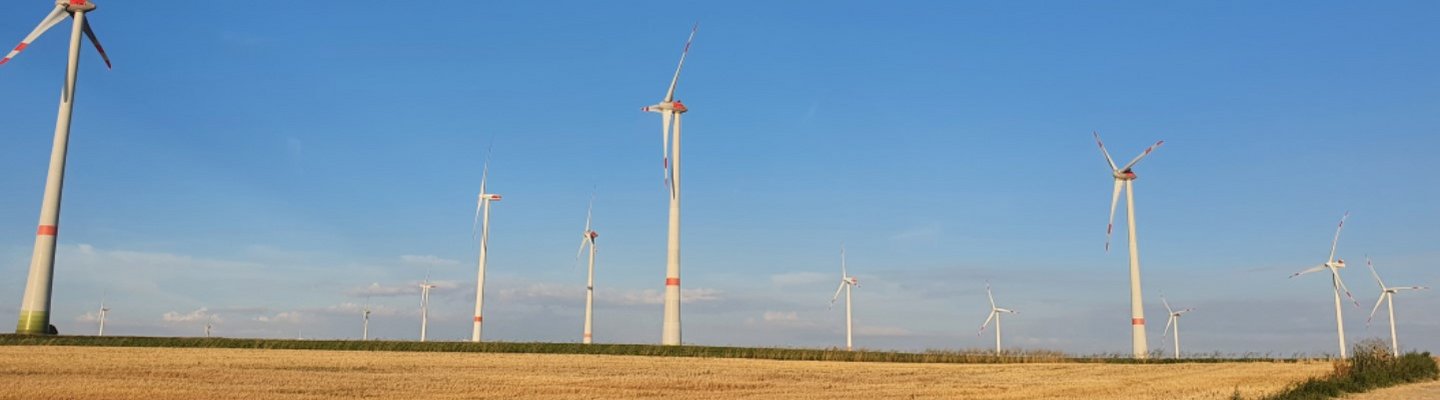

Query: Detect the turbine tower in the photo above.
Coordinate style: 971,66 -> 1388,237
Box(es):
1093,132 -> 1163,359
577,195 -> 599,344
420,276 -> 436,342
977,282 -> 1016,355
828,246 -> 859,351
471,150 -> 502,342
204,316 -> 213,338
1160,297 -> 1192,359
641,24 -> 697,346
6,0 -> 114,335
1364,256 -> 1428,357
1289,212 -> 1361,358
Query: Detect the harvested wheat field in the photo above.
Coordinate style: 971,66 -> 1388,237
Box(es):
0,346 -> 1331,400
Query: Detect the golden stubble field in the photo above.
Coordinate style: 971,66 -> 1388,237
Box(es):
0,346 -> 1332,399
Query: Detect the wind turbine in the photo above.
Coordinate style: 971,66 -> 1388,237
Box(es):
1159,297 -> 1193,359
204,316 -> 213,338
578,194 -> 599,344
1364,256 -> 1428,357
828,246 -> 859,351
362,295 -> 372,341
1093,132 -> 1163,359
420,275 -> 436,342
1289,212 -> 1362,358
471,149 -> 502,342
96,298 -> 108,336
6,0 -> 114,335
976,282 -> 1016,355
641,24 -> 697,346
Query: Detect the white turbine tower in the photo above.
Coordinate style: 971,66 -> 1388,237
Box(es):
1289,212 -> 1361,358
1364,256 -> 1428,357
577,195 -> 599,344
471,151 -> 502,342
6,0 -> 114,335
976,282 -> 1016,355
204,316 -> 213,338
1093,132 -> 1163,359
1159,297 -> 1192,359
96,299 -> 108,336
419,276 -> 436,342
828,246 -> 859,351
641,24 -> 697,346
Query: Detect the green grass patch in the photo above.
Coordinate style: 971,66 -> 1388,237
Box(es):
0,334 -> 1311,365
1260,339 -> 1439,400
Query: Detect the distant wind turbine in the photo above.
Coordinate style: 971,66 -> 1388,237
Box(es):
6,0 -> 114,336
829,246 -> 859,351
471,148 -> 502,342
420,275 -> 437,342
1093,132 -> 1163,359
577,194 -> 599,344
362,295 -> 372,341
1364,256 -> 1428,357
977,282 -> 1016,355
96,298 -> 108,336
204,316 -> 213,338
641,24 -> 697,346
1159,297 -> 1193,359
1289,212 -> 1362,359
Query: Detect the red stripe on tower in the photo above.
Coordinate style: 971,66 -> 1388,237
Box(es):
1132,318 -> 1145,325
665,278 -> 680,286
36,225 -> 57,236
473,316 -> 482,322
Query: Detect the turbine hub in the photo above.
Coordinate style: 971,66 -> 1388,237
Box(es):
673,100 -> 688,113
62,0 -> 96,12
1114,170 -> 1137,180
587,231 -> 598,239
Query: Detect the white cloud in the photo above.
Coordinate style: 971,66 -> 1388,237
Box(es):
254,311 -> 302,323
608,288 -> 722,306
890,222 -> 942,243
163,307 -> 220,323
76,311 -> 101,322
856,325 -> 912,337
346,280 -> 460,298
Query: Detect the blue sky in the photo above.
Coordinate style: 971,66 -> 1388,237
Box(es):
1,1 -> 1437,355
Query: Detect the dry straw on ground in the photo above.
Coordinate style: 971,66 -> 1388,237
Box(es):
0,346 -> 1331,399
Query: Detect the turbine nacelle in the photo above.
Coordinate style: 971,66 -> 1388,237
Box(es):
1328,259 -> 1346,269
584,230 -> 598,240
1113,169 -> 1137,180
61,0 -> 96,12
642,100 -> 688,114
843,276 -> 858,286
479,194 -> 501,202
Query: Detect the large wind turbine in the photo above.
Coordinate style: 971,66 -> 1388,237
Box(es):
471,152 -> 502,342
6,0 -> 114,335
1364,256 -> 1428,357
976,282 -> 1016,355
1093,132 -> 1163,359
641,24 -> 697,346
1289,212 -> 1362,358
1159,297 -> 1192,359
419,277 -> 436,342
828,246 -> 859,351
577,195 -> 599,344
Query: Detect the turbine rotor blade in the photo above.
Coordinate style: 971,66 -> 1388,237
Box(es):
1366,293 -> 1386,326
661,110 -> 672,188
1162,315 -> 1174,339
81,18 -> 111,69
977,311 -> 996,336
1328,212 -> 1348,263
662,23 -> 698,103
0,6 -> 68,67
1119,140 -> 1165,172
1106,179 -> 1122,252
1289,265 -> 1327,278
1333,269 -> 1361,308
1366,256 -> 1386,290
1093,131 -> 1119,172
829,281 -> 846,308
1162,296 -> 1173,315
986,283 -> 995,308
